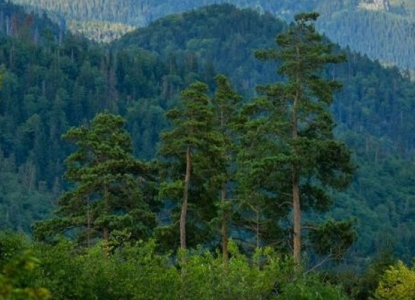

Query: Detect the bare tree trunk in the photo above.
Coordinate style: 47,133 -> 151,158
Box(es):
293,47 -> 301,267
180,146 -> 191,250
292,168 -> 301,267
256,209 -> 260,249
221,184 -> 228,267
103,227 -> 109,256
103,187 -> 110,256
87,203 -> 91,248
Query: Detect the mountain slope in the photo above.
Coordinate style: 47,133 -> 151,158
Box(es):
116,4 -> 415,261
9,0 -> 415,71
2,1 -> 415,262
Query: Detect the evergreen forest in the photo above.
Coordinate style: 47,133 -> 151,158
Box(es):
2,1 -> 415,299
8,0 -> 415,73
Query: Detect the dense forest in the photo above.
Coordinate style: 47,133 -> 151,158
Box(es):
116,4 -> 415,263
2,1 -> 415,299
8,0 -> 415,72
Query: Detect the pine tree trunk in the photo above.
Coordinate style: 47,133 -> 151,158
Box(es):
87,203 -> 91,248
221,184 -> 228,267
103,187 -> 110,256
292,168 -> 301,266
180,146 -> 191,250
293,51 -> 301,267
103,227 -> 109,256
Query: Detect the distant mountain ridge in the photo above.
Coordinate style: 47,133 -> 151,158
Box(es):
8,0 -> 415,71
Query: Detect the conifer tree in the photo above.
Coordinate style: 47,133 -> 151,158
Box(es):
243,12 -> 355,266
34,113 -> 158,248
211,74 -> 242,265
159,82 -> 224,250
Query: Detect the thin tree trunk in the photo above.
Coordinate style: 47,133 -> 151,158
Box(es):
87,202 -> 91,248
256,209 -> 260,248
292,168 -> 301,266
180,146 -> 191,250
221,184 -> 228,267
293,45 -> 301,267
103,187 -> 110,256
103,227 -> 109,256
220,104 -> 229,266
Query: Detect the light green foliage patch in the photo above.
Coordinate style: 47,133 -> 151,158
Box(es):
371,261 -> 415,300
21,237 -> 350,300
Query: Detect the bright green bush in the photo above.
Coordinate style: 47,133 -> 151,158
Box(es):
0,251 -> 50,300
178,243 -> 288,300
0,231 -> 31,265
278,275 -> 350,300
371,261 -> 415,300
32,240 -> 89,300
24,238 -> 352,300
32,240 -> 179,300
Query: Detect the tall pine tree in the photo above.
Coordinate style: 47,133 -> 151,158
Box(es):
211,74 -> 242,265
242,12 -> 355,267
159,82 -> 224,250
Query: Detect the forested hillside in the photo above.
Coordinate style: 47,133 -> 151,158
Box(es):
115,4 -> 415,262
3,1 -> 415,298
0,0 -> 170,231
3,1 -> 415,295
318,1 -> 415,72
8,0 -> 415,72
0,0 -> 64,232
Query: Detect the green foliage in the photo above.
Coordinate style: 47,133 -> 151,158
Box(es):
0,252 -> 50,300
309,219 -> 357,261
14,237 -> 348,300
34,239 -> 178,300
159,81 -> 225,249
2,0 -> 415,273
115,3 -> 415,262
67,20 -> 135,43
0,232 -> 50,300
33,113 -> 158,245
210,74 -> 243,263
238,12 -> 355,262
371,261 -> 415,300
0,154 -> 53,232
116,4 -> 285,92
178,243 -> 290,300
340,249 -> 397,300
279,274 -> 350,300
0,231 -> 31,266
11,0 -> 415,72
32,240 -> 86,300
319,6 -> 415,71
